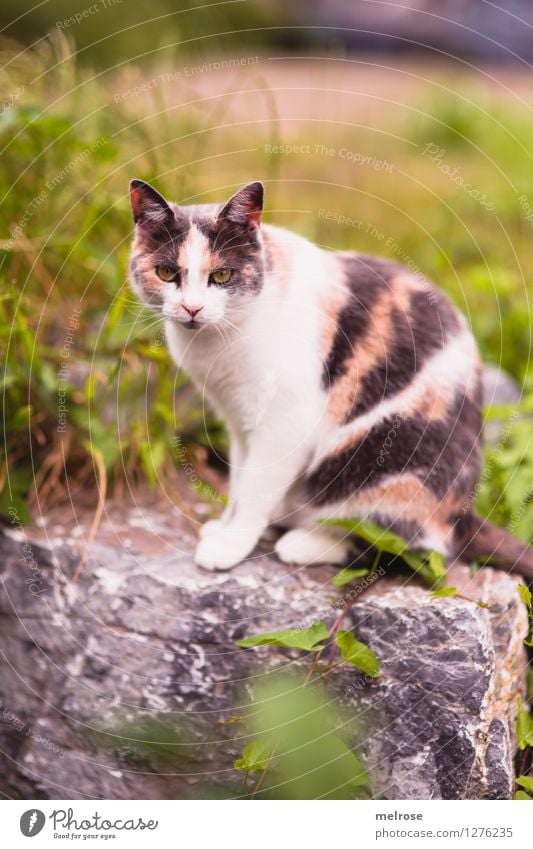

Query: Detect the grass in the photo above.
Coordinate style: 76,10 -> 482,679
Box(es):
1,35 -> 532,542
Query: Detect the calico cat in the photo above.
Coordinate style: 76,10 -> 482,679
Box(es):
129,179 -> 533,579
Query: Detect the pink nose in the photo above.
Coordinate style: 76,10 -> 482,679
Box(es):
183,305 -> 203,318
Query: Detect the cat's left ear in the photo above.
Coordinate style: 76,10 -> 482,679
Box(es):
218,181 -> 263,229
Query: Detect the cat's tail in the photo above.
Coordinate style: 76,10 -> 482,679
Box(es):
454,511 -> 533,583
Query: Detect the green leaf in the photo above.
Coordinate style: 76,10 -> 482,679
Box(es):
332,567 -> 369,587
325,518 -> 447,588
516,775 -> 533,792
84,372 -> 99,403
83,432 -> 118,473
328,737 -> 369,790
325,517 -> 407,555
402,550 -> 447,589
515,790 -> 533,800
136,342 -> 169,362
428,551 -> 447,581
335,630 -> 380,678
234,739 -> 271,772
138,438 -> 166,486
235,621 -> 330,652
431,586 -> 458,598
518,584 -> 532,611
517,698 -> 533,751
527,668 -> 533,703
10,404 -> 32,429
0,490 -> 31,524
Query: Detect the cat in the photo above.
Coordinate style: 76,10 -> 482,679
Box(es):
129,178 -> 533,580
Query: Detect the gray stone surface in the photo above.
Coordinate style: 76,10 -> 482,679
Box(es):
0,495 -> 528,800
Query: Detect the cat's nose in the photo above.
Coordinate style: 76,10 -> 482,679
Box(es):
183,304 -> 203,318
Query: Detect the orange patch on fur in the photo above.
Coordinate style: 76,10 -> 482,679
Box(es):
415,385 -> 452,422
344,472 -> 460,535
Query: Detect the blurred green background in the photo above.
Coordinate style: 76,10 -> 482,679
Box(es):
0,1 -> 532,540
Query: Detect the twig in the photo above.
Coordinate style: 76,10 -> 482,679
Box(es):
250,741 -> 278,799
70,449 -> 107,585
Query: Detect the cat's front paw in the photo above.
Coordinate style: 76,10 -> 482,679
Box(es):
199,518 -> 226,540
194,526 -> 257,571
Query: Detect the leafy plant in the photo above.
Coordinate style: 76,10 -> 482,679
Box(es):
335,630 -> 380,678
234,740 -> 272,773
234,615 -> 380,798
517,698 -> 533,752
476,405 -> 533,543
518,584 -> 533,648
515,698 -> 533,800
236,621 -> 330,653
236,620 -> 380,680
233,673 -> 370,799
325,517 -> 447,588
331,567 -> 370,588
431,586 -> 490,609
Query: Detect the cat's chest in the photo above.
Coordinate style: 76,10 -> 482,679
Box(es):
166,322 -> 282,420
165,317 -> 322,434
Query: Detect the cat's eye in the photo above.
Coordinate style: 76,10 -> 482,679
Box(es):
210,269 -> 232,285
156,265 -> 179,282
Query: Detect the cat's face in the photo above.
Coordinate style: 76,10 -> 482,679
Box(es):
128,180 -> 264,330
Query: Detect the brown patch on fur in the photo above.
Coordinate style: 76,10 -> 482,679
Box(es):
319,284 -> 350,363
346,473 -> 433,521
415,384 -> 453,422
129,245 -> 166,298
343,472 -> 462,550
326,277 -> 414,424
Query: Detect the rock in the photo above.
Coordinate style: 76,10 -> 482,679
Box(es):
347,568 -> 527,800
482,365 -> 522,409
0,492 -> 528,800
482,365 -> 523,446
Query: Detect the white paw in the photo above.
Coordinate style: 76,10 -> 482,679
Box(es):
199,518 -> 226,540
275,528 -> 351,565
195,526 -> 257,571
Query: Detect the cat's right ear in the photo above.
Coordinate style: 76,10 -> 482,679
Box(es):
129,180 -> 174,230
218,181 -> 264,229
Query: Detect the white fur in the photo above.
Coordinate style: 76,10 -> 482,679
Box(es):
275,526 -> 352,565
166,224 -> 335,569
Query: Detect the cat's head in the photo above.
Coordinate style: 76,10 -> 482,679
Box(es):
128,180 -> 264,329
